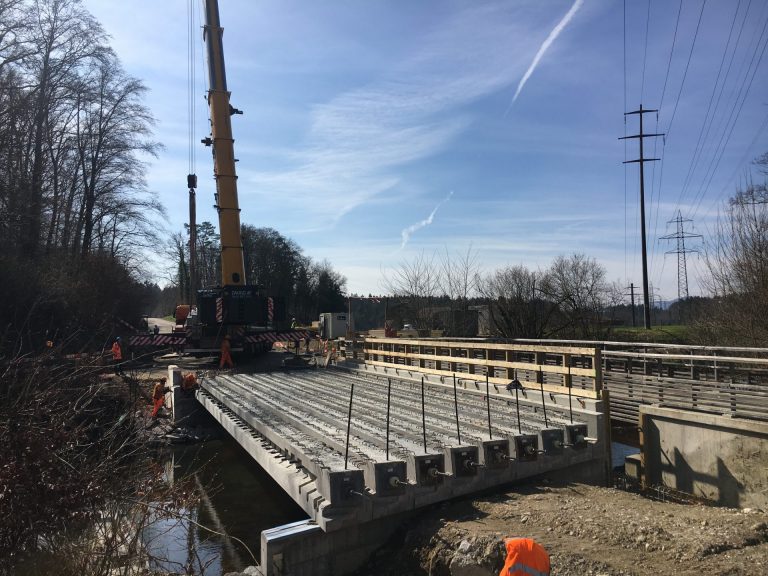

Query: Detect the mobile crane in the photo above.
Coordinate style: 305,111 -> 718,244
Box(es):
129,0 -> 307,356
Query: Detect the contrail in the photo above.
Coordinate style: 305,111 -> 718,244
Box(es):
507,0 -> 584,111
400,191 -> 454,249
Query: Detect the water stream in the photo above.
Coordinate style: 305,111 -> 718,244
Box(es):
145,438 -> 308,575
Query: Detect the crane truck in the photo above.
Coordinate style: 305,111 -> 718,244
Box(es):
129,0 -> 308,357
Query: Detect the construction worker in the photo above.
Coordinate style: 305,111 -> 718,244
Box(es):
182,372 -> 198,394
291,317 -> 297,329
151,377 -> 169,418
153,324 -> 160,336
499,538 -> 550,576
219,335 -> 233,369
111,337 -> 123,374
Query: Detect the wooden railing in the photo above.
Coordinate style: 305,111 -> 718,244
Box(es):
361,338 -> 602,399
350,338 -> 768,423
601,348 -> 768,423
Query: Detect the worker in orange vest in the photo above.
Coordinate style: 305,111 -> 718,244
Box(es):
182,372 -> 198,392
151,377 -> 169,418
499,538 -> 550,576
219,335 -> 233,369
111,337 -> 123,374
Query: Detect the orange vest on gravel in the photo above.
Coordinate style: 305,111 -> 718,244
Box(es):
499,538 -> 550,576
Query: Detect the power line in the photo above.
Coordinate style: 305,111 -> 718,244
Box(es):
623,0 -> 629,282
647,0 -> 683,272
649,1 -> 706,287
664,0 -> 708,142
640,0 -> 651,103
676,1 -> 745,207
690,14 -> 768,219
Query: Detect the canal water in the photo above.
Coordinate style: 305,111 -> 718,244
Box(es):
145,437 -> 308,575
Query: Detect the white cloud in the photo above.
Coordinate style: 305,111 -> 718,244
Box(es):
244,3 -> 545,227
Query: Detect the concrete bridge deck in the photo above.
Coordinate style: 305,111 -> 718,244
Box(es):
165,336 -> 768,575
182,361 -> 609,574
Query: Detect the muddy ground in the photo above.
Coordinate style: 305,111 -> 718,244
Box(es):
360,481 -> 768,576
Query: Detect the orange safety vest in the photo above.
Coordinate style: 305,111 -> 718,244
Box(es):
152,382 -> 166,401
111,342 -> 122,361
499,538 -> 550,576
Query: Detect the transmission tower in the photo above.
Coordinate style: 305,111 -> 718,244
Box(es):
660,211 -> 701,301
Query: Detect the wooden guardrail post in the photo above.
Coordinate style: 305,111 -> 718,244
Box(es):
563,354 -> 572,390
594,349 -> 603,394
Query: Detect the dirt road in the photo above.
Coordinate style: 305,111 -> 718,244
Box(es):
362,482 -> 768,576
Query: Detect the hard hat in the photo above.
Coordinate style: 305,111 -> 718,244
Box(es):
116,336 -> 121,341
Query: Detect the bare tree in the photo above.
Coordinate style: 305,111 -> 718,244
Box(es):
0,0 -> 33,76
438,246 -> 480,336
539,253 -> 610,338
699,163 -> 768,344
74,56 -> 162,258
384,251 -> 441,331
21,0 -> 109,256
477,264 -> 553,338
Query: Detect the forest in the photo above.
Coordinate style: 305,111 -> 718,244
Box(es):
0,0 -> 347,357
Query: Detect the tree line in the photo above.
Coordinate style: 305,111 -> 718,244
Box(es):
0,0 -> 164,354
165,223 -> 346,325
383,153 -> 768,346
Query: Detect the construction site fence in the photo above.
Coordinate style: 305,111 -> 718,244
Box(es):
341,338 -> 768,423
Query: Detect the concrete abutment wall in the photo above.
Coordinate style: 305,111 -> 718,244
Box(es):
640,405 -> 768,508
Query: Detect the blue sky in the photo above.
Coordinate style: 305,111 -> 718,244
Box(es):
82,0 -> 768,300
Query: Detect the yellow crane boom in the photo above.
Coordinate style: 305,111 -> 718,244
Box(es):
202,0 -> 245,287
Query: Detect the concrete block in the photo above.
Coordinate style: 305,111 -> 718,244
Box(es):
261,520 -> 326,576
625,453 -> 642,481
364,461 -> 407,496
445,446 -> 480,477
511,434 -> 538,461
565,424 -> 589,449
319,469 -> 365,507
407,453 -> 445,487
538,428 -> 564,455
479,439 -> 511,469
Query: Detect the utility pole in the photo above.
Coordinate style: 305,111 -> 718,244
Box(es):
625,282 -> 637,327
660,210 -> 701,301
187,174 -> 197,303
620,104 -> 664,329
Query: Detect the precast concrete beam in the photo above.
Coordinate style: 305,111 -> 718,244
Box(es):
511,434 -> 538,461
445,445 -> 481,477
407,453 -> 445,487
479,439 -> 511,469
538,428 -> 565,455
564,423 -> 589,449
364,461 -> 408,496
320,469 -> 366,508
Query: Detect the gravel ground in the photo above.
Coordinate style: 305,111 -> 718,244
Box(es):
358,482 -> 768,576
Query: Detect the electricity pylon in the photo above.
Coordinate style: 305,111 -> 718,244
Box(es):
660,210 -> 701,301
